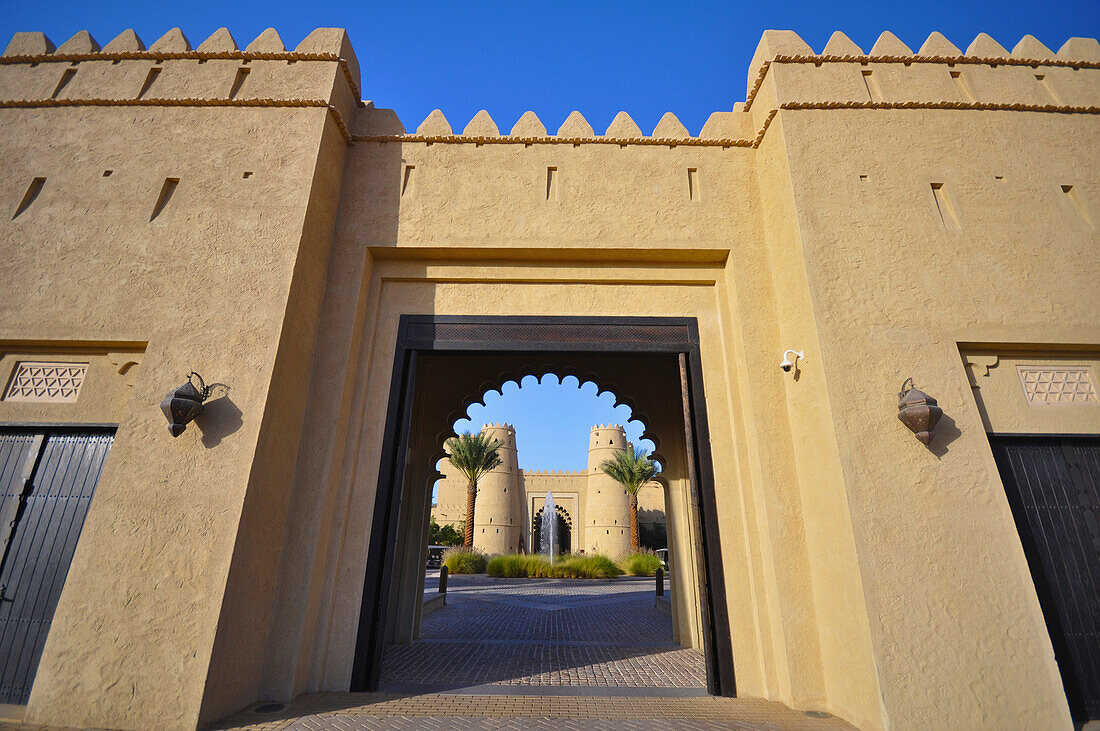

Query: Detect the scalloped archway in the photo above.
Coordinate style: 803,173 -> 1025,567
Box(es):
353,315 -> 734,698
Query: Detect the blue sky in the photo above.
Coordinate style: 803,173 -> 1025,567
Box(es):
453,375 -> 653,472
2,1 -> 1096,134
3,0 -> 1095,471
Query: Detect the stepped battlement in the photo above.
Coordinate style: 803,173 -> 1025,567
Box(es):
0,27 -> 361,142
521,469 -> 585,477
739,30 -> 1099,137
3,28 -> 1096,152
356,29 -> 1099,148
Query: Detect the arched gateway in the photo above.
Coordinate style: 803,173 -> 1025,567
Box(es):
532,505 -> 572,555
353,316 -> 734,696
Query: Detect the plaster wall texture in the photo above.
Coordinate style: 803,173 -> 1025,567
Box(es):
769,78 -> 1099,731
1,23 -> 1097,731
0,27 -> 357,729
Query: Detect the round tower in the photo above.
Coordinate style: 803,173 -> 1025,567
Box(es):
472,424 -> 522,554
584,424 -> 632,557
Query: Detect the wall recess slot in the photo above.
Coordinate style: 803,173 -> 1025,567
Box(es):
930,183 -> 962,230
51,68 -> 77,99
950,70 -> 976,103
138,67 -> 161,99
229,67 -> 250,100
862,70 -> 884,102
150,178 -> 179,221
13,177 -> 46,220
1062,185 -> 1094,229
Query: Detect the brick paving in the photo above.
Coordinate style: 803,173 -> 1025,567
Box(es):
0,574 -> 857,730
203,575 -> 864,728
209,693 -> 856,730
383,574 -> 705,690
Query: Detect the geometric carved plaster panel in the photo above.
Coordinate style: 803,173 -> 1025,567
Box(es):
3,362 -> 88,403
1016,365 -> 1098,406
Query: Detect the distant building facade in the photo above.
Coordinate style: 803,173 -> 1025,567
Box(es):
433,424 -> 666,556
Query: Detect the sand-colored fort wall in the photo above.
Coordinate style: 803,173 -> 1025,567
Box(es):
0,26 -> 358,729
0,23 -> 1096,731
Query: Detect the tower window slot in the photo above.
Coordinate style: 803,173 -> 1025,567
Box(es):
138,67 -> 161,99
150,177 -> 179,221
51,68 -> 77,99
13,177 -> 46,220
229,67 -> 250,100
930,183 -> 962,230
950,70 -> 976,102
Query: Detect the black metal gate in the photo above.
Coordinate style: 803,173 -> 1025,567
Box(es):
990,435 -> 1100,723
0,428 -> 113,704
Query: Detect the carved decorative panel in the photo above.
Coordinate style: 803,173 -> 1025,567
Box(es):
1017,365 -> 1098,406
4,362 -> 88,403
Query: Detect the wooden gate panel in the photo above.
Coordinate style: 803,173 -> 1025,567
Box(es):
0,431 -> 113,705
991,436 -> 1100,722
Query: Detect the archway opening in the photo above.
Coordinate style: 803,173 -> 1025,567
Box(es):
353,316 -> 734,699
532,504 -> 573,555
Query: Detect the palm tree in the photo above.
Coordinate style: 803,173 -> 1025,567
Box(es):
598,442 -> 659,553
445,430 -> 503,549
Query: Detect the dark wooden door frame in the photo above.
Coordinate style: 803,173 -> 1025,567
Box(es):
350,315 -> 736,696
989,434 -> 1100,723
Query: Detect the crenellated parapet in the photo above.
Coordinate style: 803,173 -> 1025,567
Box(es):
10,27 -> 1090,155
355,29 -> 1098,151
743,30 -> 1099,138
354,105 -> 757,148
0,27 -> 363,143
522,470 -> 586,478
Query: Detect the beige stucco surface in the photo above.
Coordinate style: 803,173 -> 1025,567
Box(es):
0,24 -> 1096,731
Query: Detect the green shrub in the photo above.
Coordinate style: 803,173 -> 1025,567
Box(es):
554,554 -> 623,579
487,554 -> 544,577
621,551 -> 663,576
486,553 -> 623,579
443,547 -> 487,574
428,517 -> 463,547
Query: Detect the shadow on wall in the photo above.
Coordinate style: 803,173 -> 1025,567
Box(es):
928,413 -> 962,459
335,107 -> 405,251
195,395 -> 244,448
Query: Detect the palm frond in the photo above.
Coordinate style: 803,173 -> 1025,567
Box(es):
598,442 -> 659,495
445,431 -> 504,485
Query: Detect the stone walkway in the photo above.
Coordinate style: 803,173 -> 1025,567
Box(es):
381,574 -> 705,691
207,574 -> 854,728
2,574 -> 856,730
209,693 -> 855,730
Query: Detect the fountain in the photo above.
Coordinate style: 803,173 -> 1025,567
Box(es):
542,491 -> 557,563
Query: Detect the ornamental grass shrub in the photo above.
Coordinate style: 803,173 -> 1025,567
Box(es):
620,551 -> 664,576
443,547 -> 487,574
486,554 -> 545,577
556,554 -> 622,579
486,553 -> 623,579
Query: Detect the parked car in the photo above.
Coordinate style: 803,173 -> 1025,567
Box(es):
426,545 -> 446,569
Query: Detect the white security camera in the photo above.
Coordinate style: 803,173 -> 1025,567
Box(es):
780,349 -> 804,373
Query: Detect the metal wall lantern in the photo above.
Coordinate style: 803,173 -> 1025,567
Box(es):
160,372 -> 226,437
897,378 -> 943,445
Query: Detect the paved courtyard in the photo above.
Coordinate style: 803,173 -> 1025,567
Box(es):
381,573 -> 705,691
202,573 -> 855,729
